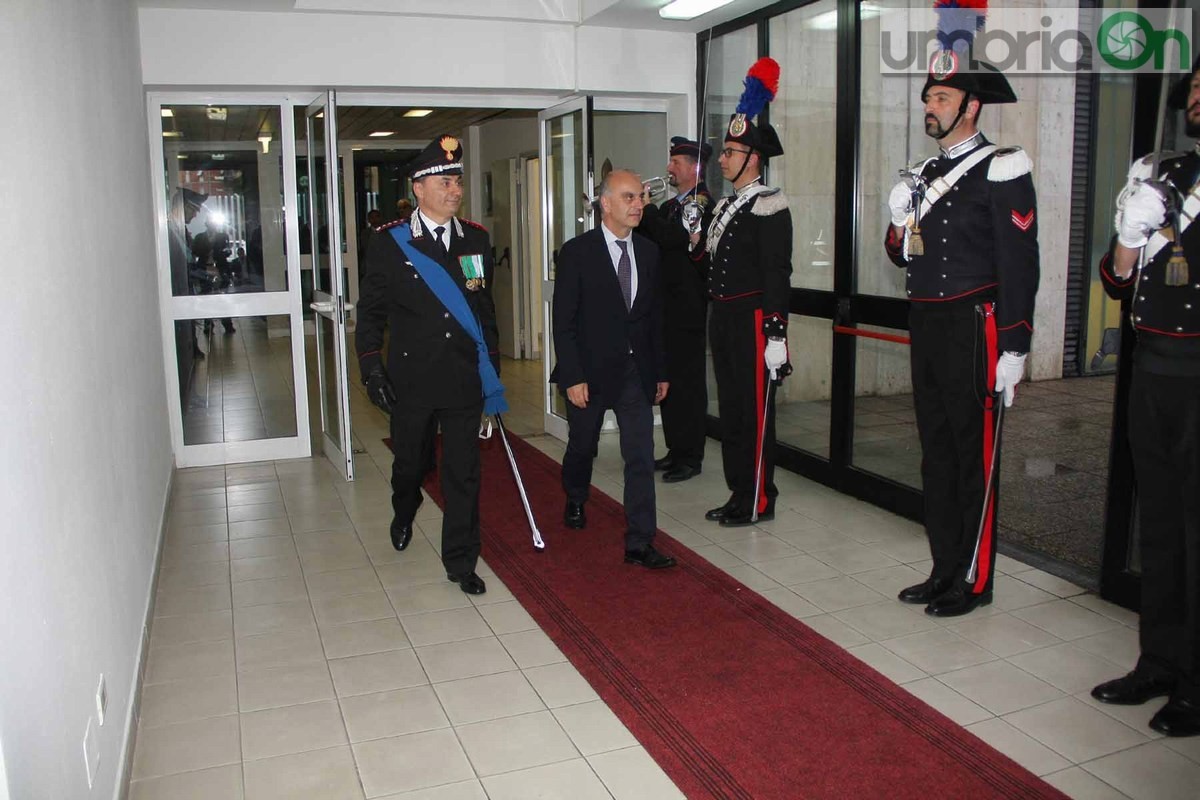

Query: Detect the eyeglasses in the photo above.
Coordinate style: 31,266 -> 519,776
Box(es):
720,147 -> 751,159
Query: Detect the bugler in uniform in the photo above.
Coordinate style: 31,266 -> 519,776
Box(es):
356,134 -> 503,596
703,57 -> 795,528
637,136 -> 716,483
884,7 -> 1039,617
1090,56 -> 1200,738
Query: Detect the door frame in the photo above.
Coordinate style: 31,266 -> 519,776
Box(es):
147,90 -> 311,468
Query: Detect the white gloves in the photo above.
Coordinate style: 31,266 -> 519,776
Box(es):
1117,182 -> 1167,249
765,338 -> 788,379
889,182 -> 914,227
994,352 -> 1027,408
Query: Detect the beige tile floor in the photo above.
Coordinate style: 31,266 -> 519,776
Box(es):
127,357 -> 1200,800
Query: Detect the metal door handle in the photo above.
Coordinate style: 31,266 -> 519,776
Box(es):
344,303 -> 355,312
310,301 -> 335,313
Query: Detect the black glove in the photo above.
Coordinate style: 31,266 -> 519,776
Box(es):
365,365 -> 397,414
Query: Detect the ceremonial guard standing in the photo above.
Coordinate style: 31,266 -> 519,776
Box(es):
1090,58 -> 1200,738
637,136 -> 715,483
702,58 -> 794,527
884,21 -> 1039,617
356,135 -> 505,596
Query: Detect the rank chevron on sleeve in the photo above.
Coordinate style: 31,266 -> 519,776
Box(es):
1011,209 -> 1035,232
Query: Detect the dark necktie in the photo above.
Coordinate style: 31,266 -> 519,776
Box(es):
616,239 -> 632,310
433,225 -> 448,258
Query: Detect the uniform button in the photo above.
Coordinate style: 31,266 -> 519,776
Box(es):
942,238 -> 947,243
953,186 -> 958,191
907,290 -> 912,295
1178,326 -> 1184,332
942,220 -> 948,225
445,332 -> 451,338
942,257 -> 948,262
402,351 -> 408,357
939,291 -> 945,297
1187,304 -> 1193,309
1136,316 -> 1142,322
1139,295 -> 1145,301
946,201 -> 952,207
443,312 -> 450,318
906,271 -> 911,277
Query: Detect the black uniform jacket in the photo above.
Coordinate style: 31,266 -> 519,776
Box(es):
1100,150 -> 1200,374
550,227 -> 666,402
356,216 -> 500,408
637,183 -> 715,331
707,187 -> 793,337
884,137 -> 1040,353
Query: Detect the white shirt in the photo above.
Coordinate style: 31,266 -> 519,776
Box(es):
417,209 -> 452,251
600,222 -> 638,305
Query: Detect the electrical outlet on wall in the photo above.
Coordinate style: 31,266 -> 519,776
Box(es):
83,716 -> 100,789
96,674 -> 107,726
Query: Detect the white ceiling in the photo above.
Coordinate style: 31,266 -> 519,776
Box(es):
135,0 -> 779,32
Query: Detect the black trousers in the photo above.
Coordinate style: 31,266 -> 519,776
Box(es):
562,358 -> 657,550
390,398 -> 483,575
660,322 -> 708,468
1129,366 -> 1200,701
909,301 -> 1000,595
709,304 -> 777,514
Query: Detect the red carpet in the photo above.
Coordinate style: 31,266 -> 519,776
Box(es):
417,434 -> 1068,799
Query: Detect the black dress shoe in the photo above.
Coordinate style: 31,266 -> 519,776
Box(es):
898,576 -> 953,605
564,501 -> 586,529
704,498 -> 738,522
1150,697 -> 1200,737
447,571 -> 487,595
663,464 -> 701,483
1091,671 -> 1176,705
624,545 -> 677,569
719,506 -> 775,527
924,585 -> 992,617
653,455 -> 675,471
390,520 -> 413,552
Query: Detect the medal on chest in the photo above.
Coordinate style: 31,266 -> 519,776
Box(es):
459,254 -> 485,291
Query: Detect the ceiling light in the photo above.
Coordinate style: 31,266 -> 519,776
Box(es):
404,109 -> 433,118
205,106 -> 227,121
258,134 -> 272,154
162,131 -> 183,138
212,153 -> 226,160
658,0 -> 735,21
177,154 -> 187,159
369,131 -> 394,137
161,109 -> 173,118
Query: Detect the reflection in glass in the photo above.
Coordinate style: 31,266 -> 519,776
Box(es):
771,315 -> 832,458
770,1 -> 837,291
161,105 -> 287,299
850,326 -> 919,487
176,315 -> 297,445
317,314 -> 342,454
701,26 -> 757,197
546,110 -> 586,281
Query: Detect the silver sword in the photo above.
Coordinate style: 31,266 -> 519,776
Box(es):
490,414 -> 545,551
965,399 -> 1004,586
751,375 -> 778,524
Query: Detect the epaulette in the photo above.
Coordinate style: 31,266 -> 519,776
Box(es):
751,188 -> 789,216
987,147 -> 1032,182
460,218 -> 489,234
377,218 -> 408,232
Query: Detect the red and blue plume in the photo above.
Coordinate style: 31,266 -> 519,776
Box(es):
934,0 -> 987,55
735,57 -> 780,119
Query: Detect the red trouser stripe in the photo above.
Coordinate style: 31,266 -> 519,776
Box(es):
754,310 -> 768,515
974,303 -> 999,594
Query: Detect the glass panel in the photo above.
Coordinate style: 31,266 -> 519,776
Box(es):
850,325 -> 919,488
769,1 -> 837,291
858,2 -> 918,300
176,315 -> 297,445
701,25 -> 757,196
546,110 -> 586,281
306,112 -> 332,296
161,105 -> 287,297
314,312 -> 342,454
774,315 -> 832,458
592,110 -> 667,187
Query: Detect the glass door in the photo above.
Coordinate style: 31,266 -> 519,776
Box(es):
302,91 -> 355,480
538,96 -> 594,441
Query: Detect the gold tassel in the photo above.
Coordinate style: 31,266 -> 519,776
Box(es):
908,224 -> 925,257
1165,241 -> 1189,286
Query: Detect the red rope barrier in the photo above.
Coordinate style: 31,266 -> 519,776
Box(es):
831,325 -> 911,346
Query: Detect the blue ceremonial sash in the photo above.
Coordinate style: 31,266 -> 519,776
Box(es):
388,223 -> 508,414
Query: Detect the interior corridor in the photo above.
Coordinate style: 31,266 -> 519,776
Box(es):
127,339 -> 1199,799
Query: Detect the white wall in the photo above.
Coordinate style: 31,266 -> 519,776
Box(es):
138,8 -> 694,100
0,1 -> 171,798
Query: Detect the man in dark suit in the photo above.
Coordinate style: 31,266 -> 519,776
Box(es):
637,137 -> 715,484
356,134 -> 502,596
552,169 -> 674,569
